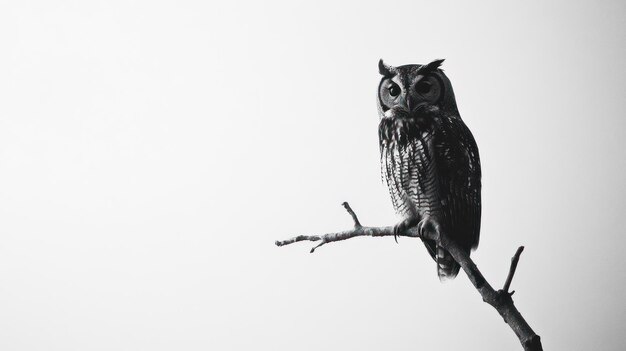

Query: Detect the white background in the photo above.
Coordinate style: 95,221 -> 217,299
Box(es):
1,1 -> 625,350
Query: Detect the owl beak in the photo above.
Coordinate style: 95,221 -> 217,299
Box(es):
395,96 -> 410,114
384,96 -> 412,119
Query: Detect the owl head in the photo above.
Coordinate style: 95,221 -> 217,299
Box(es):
377,59 -> 459,147
377,59 -> 458,123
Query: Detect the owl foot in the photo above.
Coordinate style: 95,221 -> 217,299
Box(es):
417,216 -> 441,240
393,216 -> 420,243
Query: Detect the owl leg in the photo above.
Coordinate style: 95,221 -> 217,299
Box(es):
392,215 -> 420,243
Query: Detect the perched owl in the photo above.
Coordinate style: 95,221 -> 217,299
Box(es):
377,59 -> 481,281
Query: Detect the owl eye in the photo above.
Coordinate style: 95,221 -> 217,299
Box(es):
416,80 -> 432,95
388,83 -> 400,97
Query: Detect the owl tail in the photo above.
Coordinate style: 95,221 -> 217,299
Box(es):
422,239 -> 461,281
435,246 -> 460,281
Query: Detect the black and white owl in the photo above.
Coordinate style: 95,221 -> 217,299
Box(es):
377,59 -> 481,281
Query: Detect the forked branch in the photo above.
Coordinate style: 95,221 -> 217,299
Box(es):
275,202 -> 543,351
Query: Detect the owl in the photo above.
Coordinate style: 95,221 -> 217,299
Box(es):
377,59 -> 481,281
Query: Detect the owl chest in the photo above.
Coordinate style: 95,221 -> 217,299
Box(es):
383,137 -> 442,217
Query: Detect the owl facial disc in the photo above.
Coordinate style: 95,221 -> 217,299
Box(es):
377,59 -> 445,121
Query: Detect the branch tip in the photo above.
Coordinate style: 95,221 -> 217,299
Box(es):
310,241 -> 325,253
503,246 -> 525,293
341,201 -> 362,227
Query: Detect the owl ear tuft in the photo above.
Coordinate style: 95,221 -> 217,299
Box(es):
418,59 -> 445,75
379,59 -> 396,77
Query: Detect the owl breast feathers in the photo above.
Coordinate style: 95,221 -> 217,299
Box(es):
377,59 -> 481,281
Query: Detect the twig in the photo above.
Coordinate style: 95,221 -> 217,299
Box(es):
275,202 -> 543,351
341,202 -> 361,227
503,246 -> 525,294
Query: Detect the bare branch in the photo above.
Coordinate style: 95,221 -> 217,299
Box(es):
342,202 -> 361,227
503,246 -> 525,293
274,202 -> 431,253
442,240 -> 542,351
275,202 -> 543,351
275,224 -> 423,253
274,235 -> 321,247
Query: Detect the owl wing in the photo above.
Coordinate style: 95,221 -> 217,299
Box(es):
434,116 -> 482,252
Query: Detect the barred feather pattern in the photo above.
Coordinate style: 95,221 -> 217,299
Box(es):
379,113 -> 481,280
381,131 -> 440,218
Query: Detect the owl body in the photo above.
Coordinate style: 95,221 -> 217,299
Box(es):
377,60 -> 481,280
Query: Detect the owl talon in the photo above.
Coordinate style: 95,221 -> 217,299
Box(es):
393,217 -> 419,243
392,224 -> 402,243
418,219 -> 428,237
